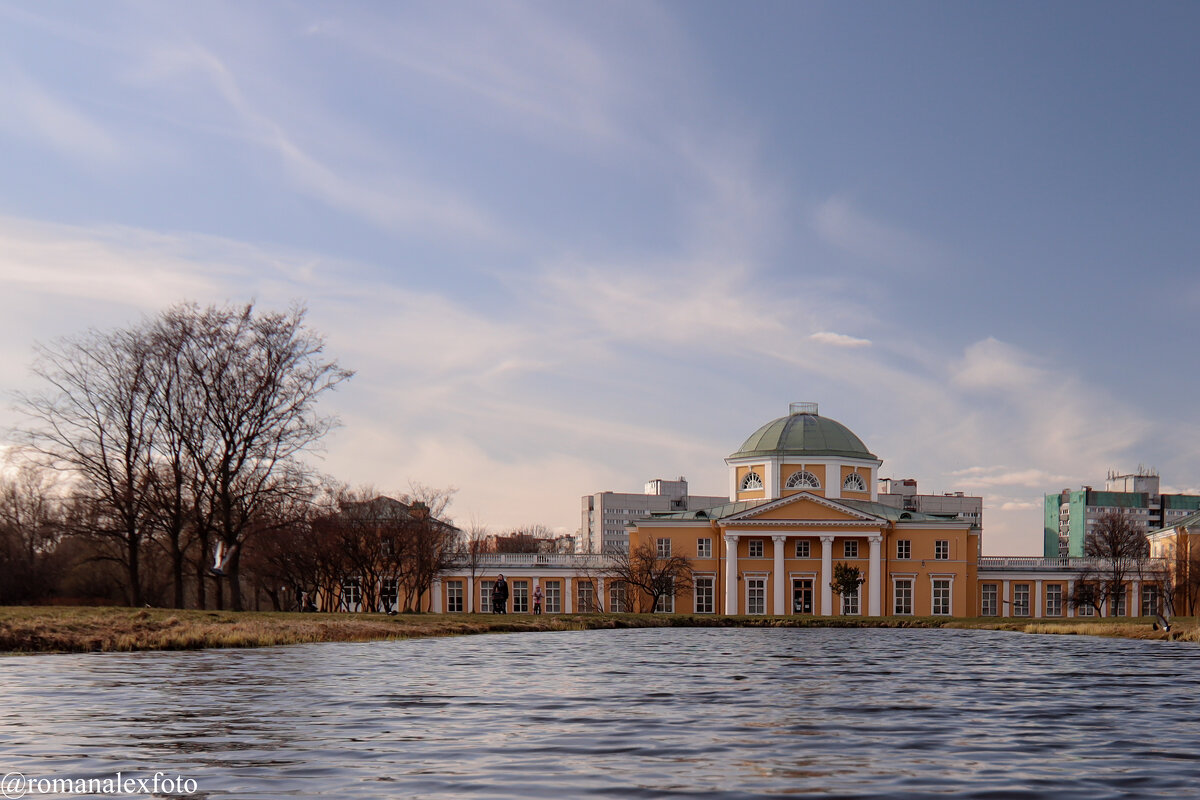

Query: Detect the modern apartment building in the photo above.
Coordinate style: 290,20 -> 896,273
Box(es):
580,478 -> 727,553
1044,469 -> 1200,557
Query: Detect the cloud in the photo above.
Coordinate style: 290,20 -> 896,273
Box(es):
949,466 -> 1071,490
809,331 -> 871,348
0,68 -> 122,165
813,195 -> 942,272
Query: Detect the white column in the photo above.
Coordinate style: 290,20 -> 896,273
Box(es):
597,577 -> 605,612
820,535 -> 834,616
772,535 -> 786,614
1002,579 -> 1010,618
432,578 -> 443,613
1035,579 -> 1043,618
1067,580 -> 1075,618
724,534 -> 739,615
868,535 -> 882,617
564,576 -> 573,613
1131,580 -> 1140,617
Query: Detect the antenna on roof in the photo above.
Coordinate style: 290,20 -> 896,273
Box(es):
790,402 -> 818,415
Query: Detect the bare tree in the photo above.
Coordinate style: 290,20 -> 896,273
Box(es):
17,326 -> 159,605
1071,509 -> 1148,616
170,302 -> 352,611
459,519 -> 493,613
0,464 -> 68,603
605,542 -> 693,613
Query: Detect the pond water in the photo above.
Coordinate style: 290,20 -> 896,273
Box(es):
2,628 -> 1199,798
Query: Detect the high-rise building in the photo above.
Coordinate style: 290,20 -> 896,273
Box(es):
580,478 -> 727,553
1044,469 -> 1200,557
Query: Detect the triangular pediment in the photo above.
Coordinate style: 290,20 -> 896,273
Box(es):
721,492 -> 886,526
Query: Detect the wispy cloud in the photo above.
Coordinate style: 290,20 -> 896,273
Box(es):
809,331 -> 871,348
813,195 -> 942,272
0,67 -> 122,165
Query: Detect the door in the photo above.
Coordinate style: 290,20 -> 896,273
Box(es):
792,579 -> 813,614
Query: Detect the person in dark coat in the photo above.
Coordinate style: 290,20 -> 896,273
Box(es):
492,574 -> 509,614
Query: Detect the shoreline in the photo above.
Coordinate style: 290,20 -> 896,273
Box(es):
1,606 -> 1193,655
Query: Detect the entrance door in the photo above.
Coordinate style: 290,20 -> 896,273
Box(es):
792,579 -> 814,614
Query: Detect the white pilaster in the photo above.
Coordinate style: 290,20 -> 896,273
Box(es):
432,578 -> 443,613
772,535 -> 786,614
827,462 -> 841,499
1131,580 -> 1140,617
1067,579 -> 1075,618
1035,579 -> 1043,618
597,577 -> 605,612
820,535 -> 834,616
1002,579 -> 1010,618
765,460 -> 779,500
564,576 -> 573,613
725,534 -> 740,615
868,535 -> 882,617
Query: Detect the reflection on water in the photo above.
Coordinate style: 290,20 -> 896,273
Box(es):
3,628 -> 1200,798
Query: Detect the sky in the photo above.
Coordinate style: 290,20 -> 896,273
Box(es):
1,1 -> 1198,555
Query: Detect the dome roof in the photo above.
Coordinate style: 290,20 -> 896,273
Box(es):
730,403 -> 877,461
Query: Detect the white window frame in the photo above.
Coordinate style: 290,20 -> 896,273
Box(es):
1013,583 -> 1030,617
1045,584 -> 1063,617
981,583 -> 998,617
740,471 -> 763,491
893,577 -> 914,615
656,537 -> 671,558
897,539 -> 911,560
748,538 -> 764,558
842,585 -> 860,616
843,473 -> 867,492
544,580 -> 562,614
785,470 -> 821,490
844,539 -> 859,559
446,580 -> 463,613
935,540 -> 949,560
697,538 -> 712,559
511,580 -> 529,613
694,576 -> 715,614
746,576 -> 767,615
794,539 -> 810,558
931,577 -> 952,616
577,580 -> 596,613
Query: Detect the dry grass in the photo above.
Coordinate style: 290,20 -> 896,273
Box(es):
1,607 -> 1195,654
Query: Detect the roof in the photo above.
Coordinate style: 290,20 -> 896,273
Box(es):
639,496 -> 958,525
729,409 -> 877,460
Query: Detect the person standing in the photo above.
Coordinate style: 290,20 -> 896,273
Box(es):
493,574 -> 509,614
533,584 -> 543,615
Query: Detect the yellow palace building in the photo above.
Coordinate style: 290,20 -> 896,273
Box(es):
417,403 -> 1168,619
628,402 -> 977,617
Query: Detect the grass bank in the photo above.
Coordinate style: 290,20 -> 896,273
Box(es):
1,606 -> 1194,654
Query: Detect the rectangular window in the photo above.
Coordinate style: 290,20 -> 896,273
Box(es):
981,583 -> 998,616
512,580 -> 529,613
697,538 -> 712,558
694,577 -> 714,614
747,578 -> 766,615
749,539 -> 764,558
932,579 -> 951,615
1078,593 -> 1095,617
844,540 -> 859,559
480,580 -> 494,612
544,580 -> 562,614
794,540 -> 810,558
656,579 -> 675,613
381,578 -> 399,613
1013,583 -> 1030,617
935,540 -> 949,560
1114,586 -> 1127,617
897,540 -> 911,560
609,581 -> 627,613
577,581 -> 596,613
842,586 -> 860,615
1045,584 -> 1062,617
1143,585 -> 1160,617
446,580 -> 463,613
894,579 -> 913,615
657,537 -> 671,558
341,577 -> 361,611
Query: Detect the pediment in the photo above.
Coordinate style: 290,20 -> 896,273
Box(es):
721,492 -> 885,526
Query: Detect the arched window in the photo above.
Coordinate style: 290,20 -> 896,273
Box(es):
843,473 -> 867,492
740,471 -> 763,491
785,470 -> 821,490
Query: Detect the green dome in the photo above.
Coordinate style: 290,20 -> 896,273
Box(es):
730,404 -> 877,460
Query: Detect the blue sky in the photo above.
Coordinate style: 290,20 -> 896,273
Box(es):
1,1 -> 1198,554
